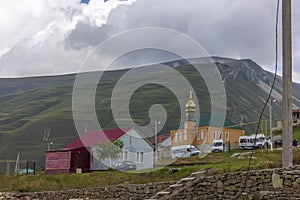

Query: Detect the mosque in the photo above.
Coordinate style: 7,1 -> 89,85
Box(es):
170,91 -> 245,152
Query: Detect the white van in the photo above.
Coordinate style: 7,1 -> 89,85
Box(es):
239,134 -> 266,149
171,145 -> 200,159
211,140 -> 224,152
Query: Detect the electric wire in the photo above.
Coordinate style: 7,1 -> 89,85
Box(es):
235,0 -> 280,198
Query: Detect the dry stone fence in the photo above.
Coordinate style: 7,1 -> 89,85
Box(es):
1,165 -> 300,199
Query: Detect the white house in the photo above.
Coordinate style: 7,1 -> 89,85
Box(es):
66,127 -> 154,171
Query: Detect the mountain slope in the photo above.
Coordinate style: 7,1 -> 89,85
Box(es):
0,57 -> 299,168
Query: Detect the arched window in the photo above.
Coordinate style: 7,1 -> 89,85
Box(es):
201,130 -> 205,139
175,132 -> 178,142
225,131 -> 229,141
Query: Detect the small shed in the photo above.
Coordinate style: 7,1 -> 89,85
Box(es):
45,147 -> 90,174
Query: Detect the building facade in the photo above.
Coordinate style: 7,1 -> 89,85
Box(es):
45,127 -> 154,174
89,128 -> 154,171
293,109 -> 300,123
170,91 -> 245,152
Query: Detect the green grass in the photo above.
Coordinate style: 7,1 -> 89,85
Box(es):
1,148 -> 299,192
293,126 -> 300,142
272,125 -> 300,142
0,167 -> 200,192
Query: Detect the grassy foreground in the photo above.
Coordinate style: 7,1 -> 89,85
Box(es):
293,126 -> 300,142
1,148 -> 300,192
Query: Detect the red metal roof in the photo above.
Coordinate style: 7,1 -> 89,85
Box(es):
66,127 -> 132,149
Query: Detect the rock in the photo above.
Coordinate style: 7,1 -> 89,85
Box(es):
19,195 -> 32,200
0,193 -> 6,200
217,181 -> 223,189
272,173 -> 283,189
144,186 -> 150,194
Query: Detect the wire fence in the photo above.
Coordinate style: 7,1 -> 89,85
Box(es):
0,160 -> 36,175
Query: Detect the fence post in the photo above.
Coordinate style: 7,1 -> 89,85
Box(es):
26,161 -> 29,174
33,161 -> 36,175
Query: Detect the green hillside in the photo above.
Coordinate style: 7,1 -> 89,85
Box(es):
0,58 -> 299,168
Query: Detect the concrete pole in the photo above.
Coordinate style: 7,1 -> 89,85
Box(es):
155,121 -> 158,162
269,102 -> 273,151
282,0 -> 293,168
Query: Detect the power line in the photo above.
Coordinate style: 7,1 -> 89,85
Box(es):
236,0 -> 280,198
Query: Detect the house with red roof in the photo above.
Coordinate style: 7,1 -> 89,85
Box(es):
45,127 -> 154,174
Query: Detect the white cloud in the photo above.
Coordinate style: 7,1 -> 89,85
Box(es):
0,0 -> 299,83
0,0 -> 136,77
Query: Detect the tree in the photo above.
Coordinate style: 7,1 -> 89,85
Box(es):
96,139 -> 124,163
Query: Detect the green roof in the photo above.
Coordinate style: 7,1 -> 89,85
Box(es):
177,113 -> 244,130
198,113 -> 244,130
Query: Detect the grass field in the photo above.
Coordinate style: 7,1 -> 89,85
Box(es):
293,126 -> 300,142
1,148 -> 300,192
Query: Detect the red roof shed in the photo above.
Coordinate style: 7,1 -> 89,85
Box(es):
45,147 -> 90,174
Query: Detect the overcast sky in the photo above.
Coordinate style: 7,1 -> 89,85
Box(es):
0,0 -> 299,82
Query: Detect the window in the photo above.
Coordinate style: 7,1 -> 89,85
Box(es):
179,132 -> 182,142
240,139 -> 247,143
225,131 -> 229,141
213,131 -> 217,139
201,130 -> 205,140
136,152 -> 144,163
197,131 -> 200,140
140,152 -> 144,163
219,132 -> 223,140
123,151 -> 128,161
175,132 -> 178,142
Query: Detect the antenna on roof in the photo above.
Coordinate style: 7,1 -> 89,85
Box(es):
43,128 -> 53,150
43,128 -> 51,141
84,123 -> 88,133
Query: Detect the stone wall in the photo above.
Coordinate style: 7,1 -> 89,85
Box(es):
171,166 -> 300,200
1,166 -> 300,199
1,182 -> 174,200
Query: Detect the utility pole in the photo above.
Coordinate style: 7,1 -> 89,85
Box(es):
282,0 -> 293,168
269,99 -> 276,151
154,121 -> 161,162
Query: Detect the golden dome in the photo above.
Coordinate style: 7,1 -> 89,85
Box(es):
185,90 -> 196,112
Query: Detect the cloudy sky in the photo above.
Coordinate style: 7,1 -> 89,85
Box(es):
0,0 -> 299,82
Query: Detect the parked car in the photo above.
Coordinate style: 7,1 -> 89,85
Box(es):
113,161 -> 137,171
171,145 -> 200,159
211,140 -> 224,152
239,134 -> 266,149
